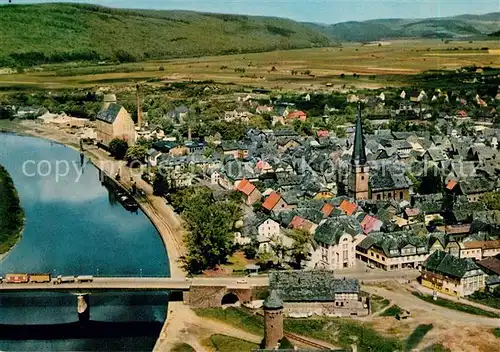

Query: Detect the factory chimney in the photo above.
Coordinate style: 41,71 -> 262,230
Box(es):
136,82 -> 142,128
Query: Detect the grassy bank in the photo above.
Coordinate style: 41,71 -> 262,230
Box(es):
171,343 -> 195,352
0,164 -> 24,254
204,334 -> 258,352
369,294 -> 390,314
412,292 -> 500,318
284,318 -> 402,352
467,291 -> 500,310
194,308 -> 264,336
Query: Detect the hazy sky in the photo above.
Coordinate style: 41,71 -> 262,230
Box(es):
8,0 -> 500,23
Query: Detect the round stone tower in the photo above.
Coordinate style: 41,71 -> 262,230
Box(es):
263,290 -> 283,349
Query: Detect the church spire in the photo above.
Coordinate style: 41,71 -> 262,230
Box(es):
351,102 -> 367,166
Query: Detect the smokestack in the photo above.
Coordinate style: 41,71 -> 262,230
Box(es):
136,82 -> 142,128
188,125 -> 192,141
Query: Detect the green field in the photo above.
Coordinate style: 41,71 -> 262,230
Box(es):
0,164 -> 24,254
1,39 -> 499,91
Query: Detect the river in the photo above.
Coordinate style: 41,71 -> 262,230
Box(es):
0,133 -> 170,351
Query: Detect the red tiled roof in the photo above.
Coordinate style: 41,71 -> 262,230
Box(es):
256,160 -> 271,170
289,215 -> 305,229
321,203 -> 335,217
262,192 -> 281,211
339,200 -> 357,216
405,208 -> 420,217
317,130 -> 329,138
360,215 -> 379,234
446,180 -> 458,190
287,111 -> 307,120
236,179 -> 256,196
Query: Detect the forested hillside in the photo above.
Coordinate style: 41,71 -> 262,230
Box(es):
0,3 -> 334,67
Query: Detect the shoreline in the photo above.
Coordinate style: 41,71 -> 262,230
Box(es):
0,121 -> 185,276
0,160 -> 25,265
0,121 -> 186,349
0,227 -> 23,263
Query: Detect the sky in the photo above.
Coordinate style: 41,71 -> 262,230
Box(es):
7,0 -> 500,24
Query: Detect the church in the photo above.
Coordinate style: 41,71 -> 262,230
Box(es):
348,104 -> 412,201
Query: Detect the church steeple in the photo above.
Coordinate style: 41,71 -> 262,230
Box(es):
351,102 -> 367,166
348,102 -> 370,200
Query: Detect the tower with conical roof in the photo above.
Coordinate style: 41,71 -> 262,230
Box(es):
263,290 -> 283,349
348,102 -> 369,200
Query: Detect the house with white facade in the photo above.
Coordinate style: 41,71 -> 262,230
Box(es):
309,217 -> 358,270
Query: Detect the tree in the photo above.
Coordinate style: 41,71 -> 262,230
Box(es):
180,186 -> 242,274
0,106 -> 14,120
109,138 -> 128,159
243,241 -> 258,259
153,170 -> 169,196
493,285 -> 500,298
481,192 -> 500,211
288,229 -> 312,269
125,145 -> 148,166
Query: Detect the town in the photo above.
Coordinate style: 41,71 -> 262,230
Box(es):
0,2 -> 500,352
1,62 -> 499,351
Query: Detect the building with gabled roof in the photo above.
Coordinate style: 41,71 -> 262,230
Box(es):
235,179 -> 262,205
356,231 -> 429,271
310,217 -> 359,270
262,192 -> 292,214
96,102 -> 136,146
421,250 -> 486,297
268,270 -> 368,317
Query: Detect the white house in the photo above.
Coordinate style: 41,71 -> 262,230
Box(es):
309,218 -> 358,270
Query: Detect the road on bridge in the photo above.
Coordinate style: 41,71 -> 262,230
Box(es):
0,269 -> 418,292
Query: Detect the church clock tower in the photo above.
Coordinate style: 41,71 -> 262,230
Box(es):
348,103 -> 370,200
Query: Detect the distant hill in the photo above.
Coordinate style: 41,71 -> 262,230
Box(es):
0,3 -> 334,67
317,12 -> 500,42
0,4 -> 498,68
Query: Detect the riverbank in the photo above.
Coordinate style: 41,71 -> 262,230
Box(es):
0,163 -> 25,260
0,120 -> 186,351
0,119 -> 186,277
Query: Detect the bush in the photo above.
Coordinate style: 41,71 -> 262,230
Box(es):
380,305 -> 403,317
108,138 -> 129,160
159,66 -> 165,71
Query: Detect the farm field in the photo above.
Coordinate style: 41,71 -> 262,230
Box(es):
1,39 -> 499,92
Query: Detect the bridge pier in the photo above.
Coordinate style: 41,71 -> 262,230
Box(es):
77,294 -> 90,322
